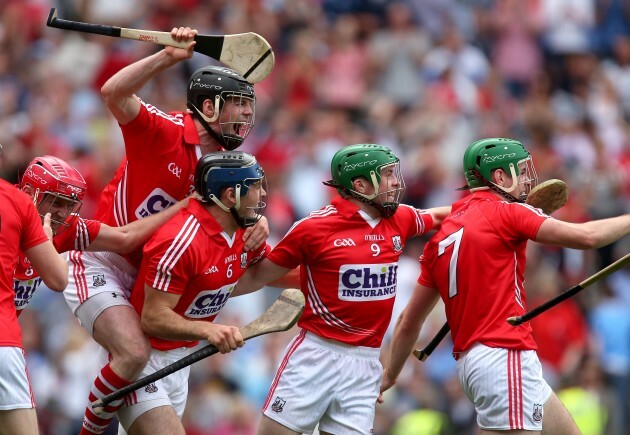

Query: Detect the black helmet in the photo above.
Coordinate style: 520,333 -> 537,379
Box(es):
187,66 -> 256,150
194,151 -> 266,228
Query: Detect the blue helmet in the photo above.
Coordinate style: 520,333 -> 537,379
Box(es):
194,151 -> 266,227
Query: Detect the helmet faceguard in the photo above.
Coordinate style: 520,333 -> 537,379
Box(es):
324,144 -> 406,218
187,66 -> 256,151
20,156 -> 86,235
195,151 -> 266,228
463,138 -> 537,202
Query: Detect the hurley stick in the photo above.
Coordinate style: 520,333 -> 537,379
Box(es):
92,288 -> 304,414
412,322 -> 450,361
46,8 -> 274,83
507,252 -> 630,326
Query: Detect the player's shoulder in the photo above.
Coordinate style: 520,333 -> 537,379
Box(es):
288,204 -> 339,232
140,101 -> 186,127
153,208 -> 199,241
507,201 -> 547,215
0,181 -> 32,206
394,204 -> 431,218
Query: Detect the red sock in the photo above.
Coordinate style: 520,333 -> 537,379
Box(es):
80,364 -> 131,434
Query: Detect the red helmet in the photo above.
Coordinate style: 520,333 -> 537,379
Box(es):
21,156 -> 87,234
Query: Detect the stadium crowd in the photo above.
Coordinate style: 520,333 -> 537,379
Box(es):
1,0 -> 629,433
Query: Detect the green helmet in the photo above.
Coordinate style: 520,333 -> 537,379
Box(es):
325,144 -> 405,217
463,138 -> 537,198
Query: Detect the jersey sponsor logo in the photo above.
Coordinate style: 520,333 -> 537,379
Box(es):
333,238 -> 356,247
338,263 -> 398,301
482,152 -> 516,163
205,266 -> 219,274
392,235 -> 402,252
225,254 -> 237,264
185,284 -> 233,318
135,188 -> 177,219
14,277 -> 44,310
92,274 -> 106,287
168,162 -> 182,179
271,397 -> 286,413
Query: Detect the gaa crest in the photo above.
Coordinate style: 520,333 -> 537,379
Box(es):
532,403 -> 543,422
392,235 -> 403,252
240,253 -> 248,269
271,397 -> 286,413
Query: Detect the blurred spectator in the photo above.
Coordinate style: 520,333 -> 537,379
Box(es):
589,279 -> 630,434
557,356 -> 613,435
1,1 -> 629,433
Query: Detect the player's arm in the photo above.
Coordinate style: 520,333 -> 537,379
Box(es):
140,285 -> 243,354
88,198 -> 190,254
425,206 -> 451,227
269,266 -> 301,289
381,283 -> 440,397
534,214 -> 630,250
101,27 -> 198,125
242,216 -> 270,252
232,258 -> 292,297
23,215 -> 68,291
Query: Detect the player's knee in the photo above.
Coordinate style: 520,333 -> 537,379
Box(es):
112,337 -> 151,371
125,340 -> 151,370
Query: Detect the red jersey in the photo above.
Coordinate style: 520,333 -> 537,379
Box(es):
418,191 -> 548,354
94,101 -> 203,267
268,197 -> 434,348
130,199 -> 268,351
0,180 -> 48,347
14,215 -> 100,315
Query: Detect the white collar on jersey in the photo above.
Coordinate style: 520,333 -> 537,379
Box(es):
358,209 -> 381,228
219,231 -> 237,248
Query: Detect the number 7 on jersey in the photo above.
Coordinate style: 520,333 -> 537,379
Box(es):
437,227 -> 464,298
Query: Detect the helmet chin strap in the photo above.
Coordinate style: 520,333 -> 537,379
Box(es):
498,163 -> 520,194
208,185 -> 252,228
187,98 -> 225,147
471,168 -> 524,203
323,171 -> 397,218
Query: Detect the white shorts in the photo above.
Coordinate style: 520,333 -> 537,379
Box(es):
457,343 -> 552,431
63,251 -> 137,334
117,346 -> 191,431
262,330 -> 382,435
0,347 -> 35,410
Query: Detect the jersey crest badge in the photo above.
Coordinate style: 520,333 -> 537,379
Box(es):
532,403 -> 542,422
392,235 -> 402,252
271,397 -> 286,413
93,274 -> 106,287
240,252 -> 248,269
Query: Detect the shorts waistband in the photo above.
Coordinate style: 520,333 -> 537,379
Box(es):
304,331 -> 380,359
153,346 -> 191,360
82,251 -> 138,275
